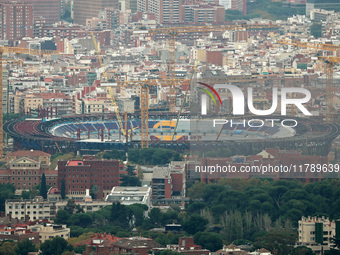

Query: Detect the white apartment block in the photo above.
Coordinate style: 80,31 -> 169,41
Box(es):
6,197 -> 112,221
298,216 -> 340,255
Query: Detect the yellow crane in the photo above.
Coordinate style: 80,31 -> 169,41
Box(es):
134,24 -> 280,113
110,79 -> 187,148
0,46 -> 58,158
91,32 -> 126,139
278,39 -> 340,122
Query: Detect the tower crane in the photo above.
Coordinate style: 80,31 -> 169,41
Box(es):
91,32 -> 187,148
0,46 -> 58,158
134,24 -> 280,113
278,39 -> 340,122
91,32 -> 126,140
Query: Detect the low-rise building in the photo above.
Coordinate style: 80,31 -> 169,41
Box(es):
0,227 -> 39,244
153,237 -> 210,255
6,197 -> 112,221
27,224 -> 70,242
105,186 -> 152,207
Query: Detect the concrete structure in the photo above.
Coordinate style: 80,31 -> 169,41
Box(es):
0,2 -> 33,41
27,224 -> 70,242
118,98 -> 135,113
57,155 -> 121,199
297,216 -> 340,254
105,186 -> 152,207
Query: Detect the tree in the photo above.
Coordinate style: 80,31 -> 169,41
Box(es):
40,236 -> 73,255
254,230 -> 296,255
311,23 -> 322,38
15,239 -> 38,255
110,202 -> 131,227
90,185 -> 99,199
120,175 -> 141,186
182,214 -> 208,235
21,190 -> 31,199
61,179 -> 66,199
0,184 -> 15,211
292,246 -> 316,255
0,241 -> 17,255
187,181 -> 206,199
194,232 -> 223,252
55,210 -> 70,224
41,173 -> 48,199
126,165 -> 135,176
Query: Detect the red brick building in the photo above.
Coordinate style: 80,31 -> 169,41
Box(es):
231,0 -> 247,15
0,2 -> 34,41
57,155 -> 120,199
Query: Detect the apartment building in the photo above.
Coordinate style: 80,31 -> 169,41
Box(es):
148,0 -> 181,23
0,2 -> 33,41
6,197 -> 54,221
298,216 -> 340,254
179,3 -> 225,24
11,0 -> 60,24
73,0 -> 119,25
230,0 -> 247,15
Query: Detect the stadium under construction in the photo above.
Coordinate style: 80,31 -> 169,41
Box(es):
4,112 -> 340,156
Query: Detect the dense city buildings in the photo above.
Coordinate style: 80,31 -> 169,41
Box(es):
0,1 -> 340,254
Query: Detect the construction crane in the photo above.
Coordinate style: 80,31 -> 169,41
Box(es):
0,46 -> 57,158
134,24 -> 280,113
110,79 -> 188,148
278,39 -> 340,122
91,32 -> 126,140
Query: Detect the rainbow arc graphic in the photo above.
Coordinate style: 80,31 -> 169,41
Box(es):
198,82 -> 222,115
